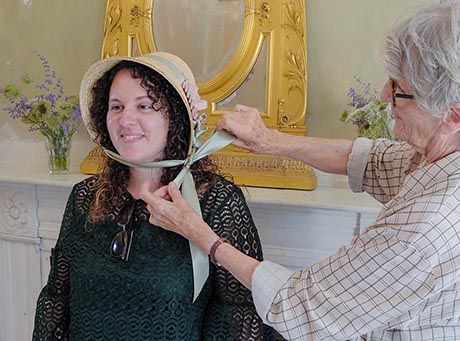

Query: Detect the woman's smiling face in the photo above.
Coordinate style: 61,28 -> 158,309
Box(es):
106,68 -> 169,163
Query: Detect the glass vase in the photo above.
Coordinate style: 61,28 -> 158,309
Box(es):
44,135 -> 72,174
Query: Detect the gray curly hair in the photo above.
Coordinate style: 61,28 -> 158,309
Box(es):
378,0 -> 460,117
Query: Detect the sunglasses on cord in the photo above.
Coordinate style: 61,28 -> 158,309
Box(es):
110,201 -> 135,261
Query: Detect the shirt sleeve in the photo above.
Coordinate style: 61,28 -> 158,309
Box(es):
347,137 -> 374,193
348,138 -> 422,204
252,261 -> 295,322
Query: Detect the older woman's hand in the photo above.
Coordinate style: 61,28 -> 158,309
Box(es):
139,182 -> 218,252
216,104 -> 275,155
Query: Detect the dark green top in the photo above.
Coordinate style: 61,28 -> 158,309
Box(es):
33,175 -> 283,340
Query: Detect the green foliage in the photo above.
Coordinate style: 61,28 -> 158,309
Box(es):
0,52 -> 82,141
341,75 -> 396,140
341,99 -> 395,140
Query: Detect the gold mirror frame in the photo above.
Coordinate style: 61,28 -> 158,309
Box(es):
80,0 -> 317,190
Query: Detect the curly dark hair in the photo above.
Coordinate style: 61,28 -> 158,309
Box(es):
87,61 -> 218,222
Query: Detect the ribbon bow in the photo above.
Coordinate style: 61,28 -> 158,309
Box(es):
104,130 -> 234,301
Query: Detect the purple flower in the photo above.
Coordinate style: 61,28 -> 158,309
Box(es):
1,51 -> 82,140
60,121 -> 69,136
346,75 -> 379,109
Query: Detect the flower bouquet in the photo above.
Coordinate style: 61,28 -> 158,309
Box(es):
1,52 -> 82,173
340,75 -> 395,140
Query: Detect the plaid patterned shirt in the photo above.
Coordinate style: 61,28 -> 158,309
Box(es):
252,138 -> 460,340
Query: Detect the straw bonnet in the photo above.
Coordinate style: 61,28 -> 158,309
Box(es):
79,52 -> 207,153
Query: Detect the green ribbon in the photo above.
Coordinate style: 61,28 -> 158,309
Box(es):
104,130 -> 234,301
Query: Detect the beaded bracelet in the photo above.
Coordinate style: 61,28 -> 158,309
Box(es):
209,237 -> 229,266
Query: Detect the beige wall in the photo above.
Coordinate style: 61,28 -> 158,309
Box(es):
0,0 -> 436,167
305,0 -> 435,138
0,0 -> 105,140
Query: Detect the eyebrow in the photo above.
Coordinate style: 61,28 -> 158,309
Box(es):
109,95 -> 152,102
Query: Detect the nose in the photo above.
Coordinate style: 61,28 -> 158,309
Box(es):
118,107 -> 137,127
380,79 -> 392,103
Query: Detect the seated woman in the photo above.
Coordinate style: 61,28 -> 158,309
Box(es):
33,52 -> 281,340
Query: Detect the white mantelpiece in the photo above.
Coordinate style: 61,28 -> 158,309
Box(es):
0,164 -> 380,341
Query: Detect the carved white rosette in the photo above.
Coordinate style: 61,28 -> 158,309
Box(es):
0,187 -> 38,237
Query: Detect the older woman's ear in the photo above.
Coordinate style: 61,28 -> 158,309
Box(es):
441,103 -> 460,134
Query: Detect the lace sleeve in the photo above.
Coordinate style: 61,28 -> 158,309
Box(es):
32,189 -> 77,340
202,180 -> 284,340
33,248 -> 70,340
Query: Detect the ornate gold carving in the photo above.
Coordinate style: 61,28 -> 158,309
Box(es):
81,0 -> 316,190
80,146 -> 106,174
211,154 -> 317,189
246,2 -> 272,24
279,0 -> 307,127
284,0 -> 305,37
102,0 -> 123,58
213,154 -> 311,172
129,5 -> 151,27
105,0 -> 122,35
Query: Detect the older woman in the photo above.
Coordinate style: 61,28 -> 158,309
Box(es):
140,1 -> 460,340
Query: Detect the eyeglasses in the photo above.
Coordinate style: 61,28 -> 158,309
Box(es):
389,78 -> 415,107
110,202 -> 135,261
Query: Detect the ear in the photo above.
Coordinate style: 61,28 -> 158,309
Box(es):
441,103 -> 460,134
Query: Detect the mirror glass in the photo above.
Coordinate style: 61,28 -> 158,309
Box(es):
217,42 -> 267,111
153,0 -> 245,84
